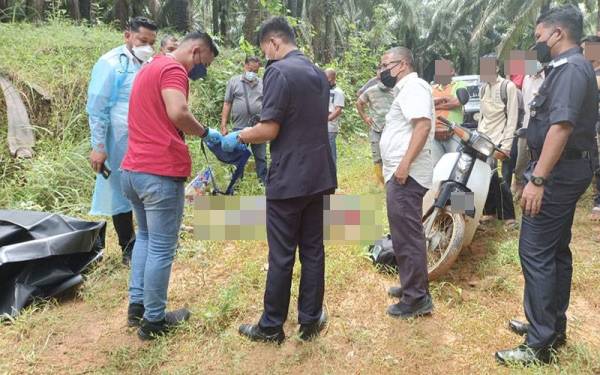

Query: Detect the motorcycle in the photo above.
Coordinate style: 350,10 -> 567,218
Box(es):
422,88 -> 507,280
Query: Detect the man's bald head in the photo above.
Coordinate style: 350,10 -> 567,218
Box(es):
325,68 -> 337,86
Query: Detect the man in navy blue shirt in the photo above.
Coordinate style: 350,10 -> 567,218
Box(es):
496,5 -> 597,366
224,17 -> 337,343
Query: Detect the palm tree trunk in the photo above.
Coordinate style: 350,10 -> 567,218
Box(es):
324,0 -> 335,62
114,0 -> 129,29
28,0 -> 45,21
212,0 -> 220,35
148,0 -> 161,22
79,0 -> 91,21
67,0 -> 81,21
597,0 -> 600,35
243,0 -> 260,43
219,0 -> 228,45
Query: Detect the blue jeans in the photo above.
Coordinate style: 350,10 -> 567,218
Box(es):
328,132 -> 337,165
121,170 -> 185,322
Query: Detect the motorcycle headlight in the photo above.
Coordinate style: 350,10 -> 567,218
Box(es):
470,133 -> 495,157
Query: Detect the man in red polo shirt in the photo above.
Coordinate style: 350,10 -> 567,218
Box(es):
120,30 -> 219,340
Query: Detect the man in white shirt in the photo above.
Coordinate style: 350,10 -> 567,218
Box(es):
325,68 -> 345,166
378,47 -> 435,319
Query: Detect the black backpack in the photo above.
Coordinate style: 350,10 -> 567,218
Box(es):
367,234 -> 398,273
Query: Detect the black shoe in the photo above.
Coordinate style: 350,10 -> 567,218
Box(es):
121,239 -> 135,267
137,308 -> 191,341
387,286 -> 403,299
387,294 -> 433,319
298,310 -> 328,341
495,344 -> 554,366
238,324 -> 285,344
508,320 -> 567,348
127,303 -> 144,327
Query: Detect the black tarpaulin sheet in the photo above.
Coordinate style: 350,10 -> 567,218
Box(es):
0,210 -> 106,318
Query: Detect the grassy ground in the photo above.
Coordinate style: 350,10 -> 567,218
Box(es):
1,22 -> 600,375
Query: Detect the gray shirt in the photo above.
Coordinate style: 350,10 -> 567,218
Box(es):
224,74 -> 263,130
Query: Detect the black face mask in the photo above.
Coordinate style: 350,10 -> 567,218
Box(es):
532,30 -> 557,64
380,68 -> 398,88
329,82 -> 336,89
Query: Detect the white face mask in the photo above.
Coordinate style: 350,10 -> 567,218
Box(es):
244,71 -> 258,81
132,45 -> 154,63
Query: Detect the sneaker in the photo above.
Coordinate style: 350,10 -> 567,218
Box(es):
387,294 -> 433,319
238,323 -> 285,344
137,308 -> 191,340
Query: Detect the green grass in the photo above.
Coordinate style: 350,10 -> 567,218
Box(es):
1,21 -> 600,375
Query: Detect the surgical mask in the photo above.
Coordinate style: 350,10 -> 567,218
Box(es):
244,71 -> 258,81
380,68 -> 398,88
189,64 -> 207,81
132,45 -> 154,63
532,30 -> 557,64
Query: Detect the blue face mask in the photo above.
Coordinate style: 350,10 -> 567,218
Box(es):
189,64 -> 207,81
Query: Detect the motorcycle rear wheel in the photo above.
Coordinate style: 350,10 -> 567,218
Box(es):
423,209 -> 465,281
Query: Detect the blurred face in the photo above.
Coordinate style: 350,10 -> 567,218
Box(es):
125,27 -> 157,50
434,60 -> 454,85
480,57 -> 497,84
244,61 -> 260,73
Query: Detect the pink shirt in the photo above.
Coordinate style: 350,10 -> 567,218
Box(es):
122,55 -> 191,177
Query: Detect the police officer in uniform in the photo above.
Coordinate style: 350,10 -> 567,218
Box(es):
223,17 -> 337,343
496,5 -> 598,365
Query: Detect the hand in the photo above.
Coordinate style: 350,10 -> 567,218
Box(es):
220,127 -> 229,136
221,131 -> 241,152
494,150 -> 509,161
90,149 -> 107,173
394,161 -> 410,184
520,181 -> 544,217
365,117 -> 375,128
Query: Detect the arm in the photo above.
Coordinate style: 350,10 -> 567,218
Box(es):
220,101 -> 232,135
521,123 -> 572,216
86,59 -> 115,172
356,97 -> 374,128
435,95 -> 461,110
395,118 -> 432,184
161,88 -> 207,137
502,82 -> 519,153
238,120 -> 280,144
328,106 -> 343,122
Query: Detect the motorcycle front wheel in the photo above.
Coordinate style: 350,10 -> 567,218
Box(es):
423,208 -> 465,281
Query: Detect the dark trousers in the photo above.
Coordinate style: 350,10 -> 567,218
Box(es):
591,134 -> 600,206
259,192 -> 328,329
112,211 -> 135,252
484,165 -> 516,220
386,176 -> 429,305
519,159 -> 592,348
504,137 -> 519,188
250,143 -> 268,185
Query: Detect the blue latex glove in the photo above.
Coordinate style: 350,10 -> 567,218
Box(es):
221,131 -> 242,152
204,128 -> 222,147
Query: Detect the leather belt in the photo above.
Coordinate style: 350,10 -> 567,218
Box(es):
529,148 -> 591,161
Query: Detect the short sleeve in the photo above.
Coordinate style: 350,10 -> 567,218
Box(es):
358,89 -> 370,104
398,81 -> 433,121
160,65 -> 188,95
334,89 -> 345,107
260,68 -> 290,125
548,65 -> 587,127
224,77 -> 234,103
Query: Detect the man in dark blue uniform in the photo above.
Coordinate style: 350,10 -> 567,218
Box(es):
225,17 -> 337,343
496,5 -> 597,366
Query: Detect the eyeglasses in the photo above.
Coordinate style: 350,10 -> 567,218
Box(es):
378,60 -> 404,70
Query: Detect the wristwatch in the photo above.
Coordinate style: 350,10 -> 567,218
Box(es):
531,175 -> 547,187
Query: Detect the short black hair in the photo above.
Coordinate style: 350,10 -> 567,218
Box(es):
181,30 -> 219,57
536,5 -> 583,43
581,35 -> 600,44
257,16 -> 296,45
245,56 -> 261,64
127,16 -> 158,32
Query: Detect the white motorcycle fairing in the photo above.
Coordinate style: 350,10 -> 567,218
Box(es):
423,152 -> 492,248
